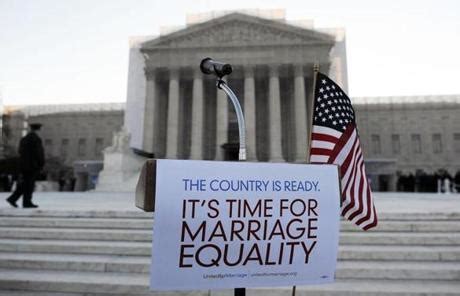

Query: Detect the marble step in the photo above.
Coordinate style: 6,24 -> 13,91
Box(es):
0,252 -> 149,273
0,227 -> 153,242
0,292 -> 186,296
0,217 -> 153,229
0,292 -> 81,296
1,252 -> 459,281
375,212 -> 460,221
0,269 -> 157,296
339,245 -> 460,261
1,209 -> 459,221
339,232 -> 460,245
2,216 -> 460,233
1,239 -> 459,261
340,220 -> 460,232
336,260 -> 460,280
0,239 -> 150,256
0,209 -> 153,219
256,279 -> 460,296
0,227 -> 458,246
0,269 -> 459,296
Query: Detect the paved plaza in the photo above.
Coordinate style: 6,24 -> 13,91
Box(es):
1,191 -> 459,214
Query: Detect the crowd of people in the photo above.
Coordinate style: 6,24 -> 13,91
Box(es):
397,169 -> 460,193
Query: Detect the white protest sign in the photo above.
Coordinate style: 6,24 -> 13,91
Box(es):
150,160 -> 340,291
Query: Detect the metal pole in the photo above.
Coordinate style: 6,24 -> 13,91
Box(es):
216,78 -> 246,296
217,79 -> 246,161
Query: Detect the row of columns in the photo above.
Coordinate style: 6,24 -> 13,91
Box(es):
145,64 -> 310,162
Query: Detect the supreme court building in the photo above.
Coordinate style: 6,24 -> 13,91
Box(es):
125,11 -> 347,163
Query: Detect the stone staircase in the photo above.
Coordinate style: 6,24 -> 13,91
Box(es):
0,210 -> 459,295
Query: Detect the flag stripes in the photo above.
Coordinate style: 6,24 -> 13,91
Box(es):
309,72 -> 378,231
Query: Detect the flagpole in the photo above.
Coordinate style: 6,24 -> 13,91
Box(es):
306,64 -> 320,161
291,63 -> 319,296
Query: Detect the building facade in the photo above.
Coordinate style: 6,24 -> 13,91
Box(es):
2,97 -> 459,191
2,103 -> 124,190
121,10 -> 460,192
353,96 -> 460,191
3,103 -> 124,165
125,11 -> 348,164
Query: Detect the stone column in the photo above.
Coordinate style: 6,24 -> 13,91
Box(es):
166,69 -> 180,159
190,70 -> 204,159
293,65 -> 307,162
142,71 -> 156,154
215,79 -> 228,160
268,65 -> 283,162
244,66 -> 257,161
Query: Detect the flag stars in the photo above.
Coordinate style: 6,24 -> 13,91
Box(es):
314,75 -> 357,132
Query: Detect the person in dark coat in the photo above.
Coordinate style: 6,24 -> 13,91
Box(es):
6,123 -> 45,208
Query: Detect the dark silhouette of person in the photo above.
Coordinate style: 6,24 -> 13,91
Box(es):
6,123 -> 45,208
407,173 -> 415,192
455,171 -> 460,193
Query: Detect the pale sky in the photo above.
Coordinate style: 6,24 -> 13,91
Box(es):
1,0 -> 459,105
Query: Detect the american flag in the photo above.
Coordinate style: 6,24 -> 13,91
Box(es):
309,72 -> 378,230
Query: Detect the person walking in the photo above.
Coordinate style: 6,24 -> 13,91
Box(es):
6,123 -> 45,208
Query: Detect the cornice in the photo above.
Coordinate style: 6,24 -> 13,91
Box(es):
141,12 -> 335,50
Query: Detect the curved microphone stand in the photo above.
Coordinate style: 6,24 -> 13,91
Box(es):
217,79 -> 246,161
200,57 -> 246,162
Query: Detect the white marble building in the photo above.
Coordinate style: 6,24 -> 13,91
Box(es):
353,95 -> 460,190
124,10 -> 347,164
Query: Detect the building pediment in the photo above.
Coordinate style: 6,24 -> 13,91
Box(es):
142,12 -> 334,49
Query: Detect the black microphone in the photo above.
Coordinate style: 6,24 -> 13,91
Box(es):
200,57 -> 232,78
